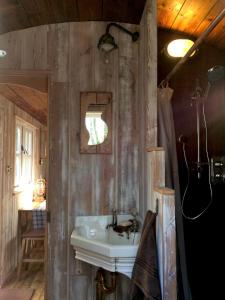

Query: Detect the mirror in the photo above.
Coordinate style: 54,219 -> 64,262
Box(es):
80,92 -> 112,154
85,109 -> 108,146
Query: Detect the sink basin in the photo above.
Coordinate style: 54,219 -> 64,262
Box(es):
70,215 -> 141,278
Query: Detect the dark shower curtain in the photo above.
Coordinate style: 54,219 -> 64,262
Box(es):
157,86 -> 192,300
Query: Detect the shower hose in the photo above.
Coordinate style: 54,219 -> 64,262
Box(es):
181,83 -> 213,220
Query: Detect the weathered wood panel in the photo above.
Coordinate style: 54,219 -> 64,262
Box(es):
0,95 -> 16,287
0,83 -> 47,124
146,148 -> 165,212
0,15 -> 158,298
139,0 -> 158,218
0,0 -> 146,35
0,93 -> 46,287
154,187 -> 177,300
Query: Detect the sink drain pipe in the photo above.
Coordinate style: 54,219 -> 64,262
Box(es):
95,268 -> 117,300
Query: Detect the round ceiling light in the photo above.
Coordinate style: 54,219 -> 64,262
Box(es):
0,49 -> 7,58
167,39 -> 195,58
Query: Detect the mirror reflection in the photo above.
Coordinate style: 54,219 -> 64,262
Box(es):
85,111 -> 108,145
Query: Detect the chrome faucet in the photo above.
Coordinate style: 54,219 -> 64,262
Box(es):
106,209 -> 117,229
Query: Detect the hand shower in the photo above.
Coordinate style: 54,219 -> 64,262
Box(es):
180,65 -> 224,220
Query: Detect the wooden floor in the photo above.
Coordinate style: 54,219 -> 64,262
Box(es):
4,263 -> 44,300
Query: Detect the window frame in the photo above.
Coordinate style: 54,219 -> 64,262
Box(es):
14,117 -> 36,189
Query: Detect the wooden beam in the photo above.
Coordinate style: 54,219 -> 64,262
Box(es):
154,187 -> 177,300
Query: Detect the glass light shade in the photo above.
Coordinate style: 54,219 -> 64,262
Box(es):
98,33 -> 118,53
0,49 -> 7,58
167,39 -> 195,58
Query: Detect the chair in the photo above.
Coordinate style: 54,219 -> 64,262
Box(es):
17,210 -> 45,278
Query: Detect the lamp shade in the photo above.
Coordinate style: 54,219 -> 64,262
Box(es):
166,39 -> 195,58
98,33 -> 118,52
0,49 -> 7,58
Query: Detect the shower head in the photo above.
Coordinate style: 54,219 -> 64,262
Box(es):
207,65 -> 225,84
178,134 -> 188,144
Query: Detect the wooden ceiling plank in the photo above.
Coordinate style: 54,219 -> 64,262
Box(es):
0,4 -> 30,34
171,0 -> 218,35
103,0 -> 128,23
0,0 -> 18,10
18,0 -> 48,26
102,0 -> 146,24
77,0 -> 103,21
62,0 -> 79,22
0,84 -> 47,124
157,0 -> 186,29
43,0 -> 78,24
10,84 -> 47,111
193,0 -> 225,39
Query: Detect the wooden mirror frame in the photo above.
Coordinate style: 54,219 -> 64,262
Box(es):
80,92 -> 112,154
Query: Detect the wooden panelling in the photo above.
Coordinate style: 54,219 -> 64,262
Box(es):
154,187 -> 177,300
0,84 -> 47,125
77,0 -> 102,21
171,0 -> 217,35
80,92 -> 112,154
0,0 -> 146,35
146,148 -> 165,212
0,0 -> 225,49
0,95 -> 15,287
102,0 -> 146,24
157,0 -> 225,50
0,93 -> 46,287
157,0 -> 185,29
0,70 -> 48,93
0,12 -> 157,298
138,0 -> 158,218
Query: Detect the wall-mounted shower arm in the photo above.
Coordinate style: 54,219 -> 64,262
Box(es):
160,8 -> 225,86
191,81 -> 203,179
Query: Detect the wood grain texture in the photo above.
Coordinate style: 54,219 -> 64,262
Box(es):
0,83 -> 47,124
80,92 -> 112,154
146,148 -> 165,212
4,261 -> 44,300
0,0 -> 146,35
0,95 -> 15,287
138,0 -> 158,218
154,188 -> 177,300
0,93 -> 46,287
0,14 -> 157,298
157,0 -> 225,50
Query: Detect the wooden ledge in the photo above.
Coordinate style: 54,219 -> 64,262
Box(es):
146,147 -> 164,152
154,187 -> 175,195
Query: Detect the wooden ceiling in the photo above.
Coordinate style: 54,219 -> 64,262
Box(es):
0,0 -> 146,34
0,71 -> 48,125
0,1 -> 225,49
0,83 -> 47,124
157,0 -> 225,50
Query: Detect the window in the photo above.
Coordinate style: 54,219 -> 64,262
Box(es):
15,118 -> 35,188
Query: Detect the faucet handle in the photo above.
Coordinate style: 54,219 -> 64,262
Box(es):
130,208 -> 138,217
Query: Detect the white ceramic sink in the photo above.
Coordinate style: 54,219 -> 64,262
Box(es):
70,215 -> 141,278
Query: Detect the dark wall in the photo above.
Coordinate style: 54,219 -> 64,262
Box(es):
158,28 -> 225,299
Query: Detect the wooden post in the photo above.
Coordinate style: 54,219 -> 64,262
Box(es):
154,187 -> 177,300
146,148 -> 165,212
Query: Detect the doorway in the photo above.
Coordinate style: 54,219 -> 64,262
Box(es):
0,70 -> 49,300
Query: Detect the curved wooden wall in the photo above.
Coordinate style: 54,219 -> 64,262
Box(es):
0,0 -> 157,295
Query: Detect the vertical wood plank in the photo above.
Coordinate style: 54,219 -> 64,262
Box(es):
0,17 -> 158,299
117,23 -> 139,213
47,82 -> 69,300
146,148 -> 165,212
154,187 -> 177,300
145,0 -> 157,148
68,22 -> 95,300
